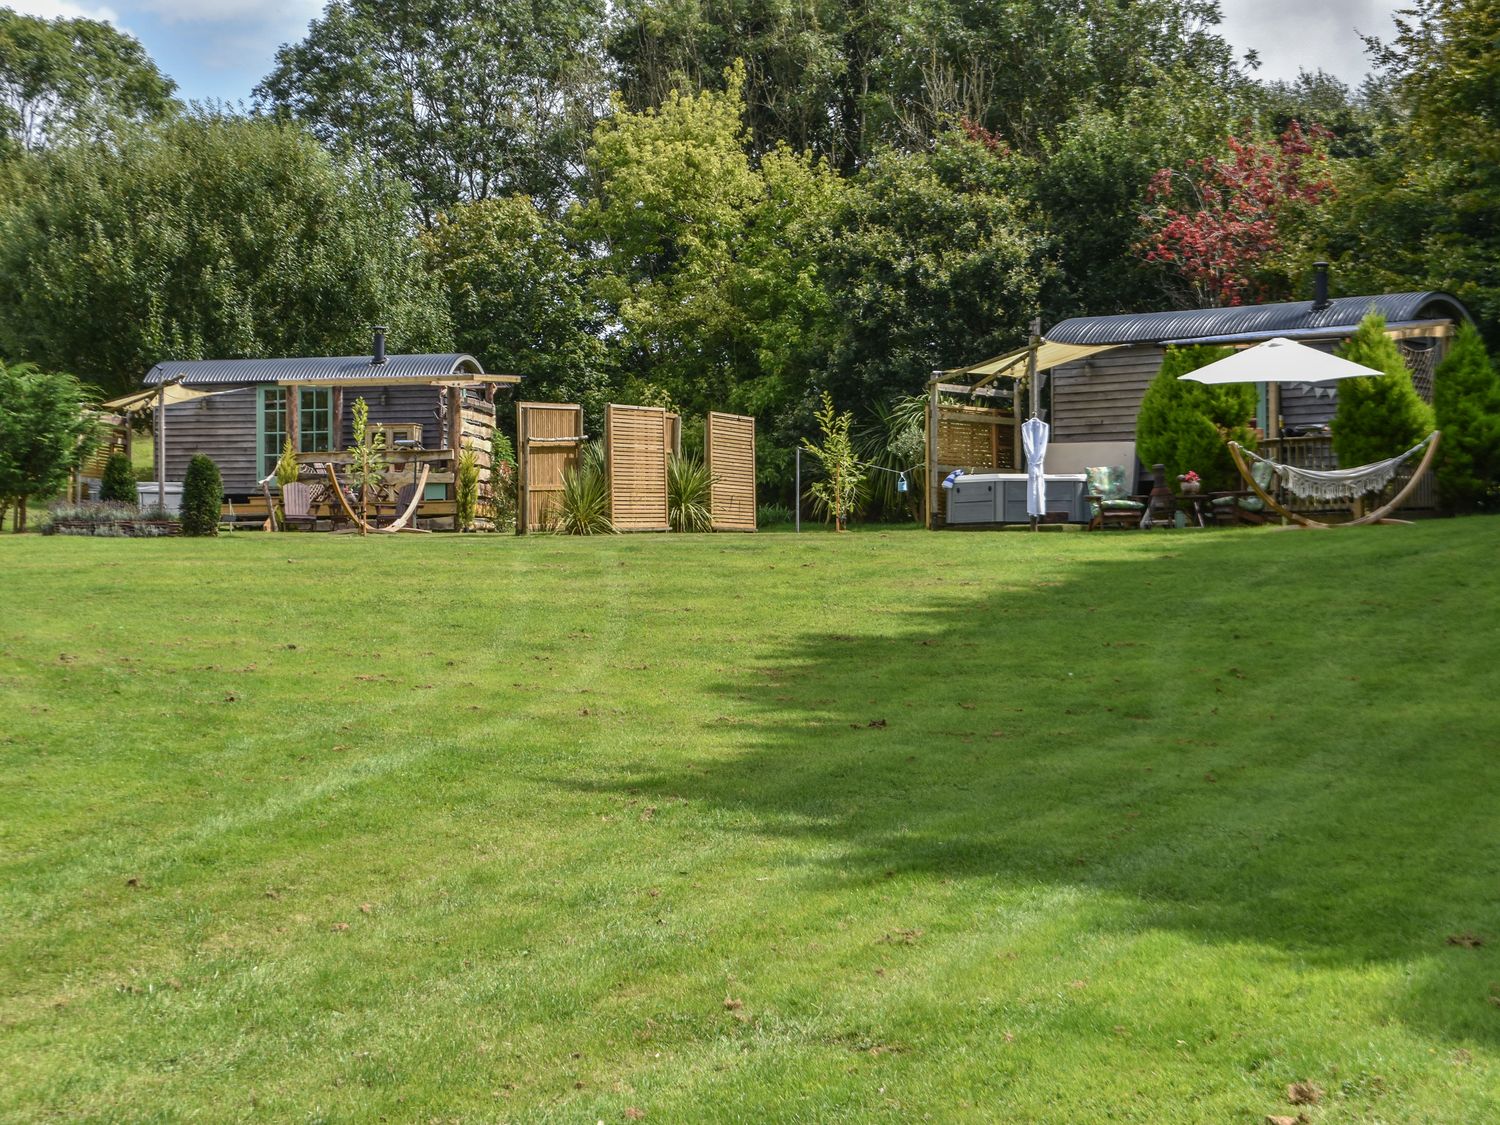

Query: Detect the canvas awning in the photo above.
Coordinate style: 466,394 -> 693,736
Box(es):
102,385 -> 233,414
950,341 -> 1121,387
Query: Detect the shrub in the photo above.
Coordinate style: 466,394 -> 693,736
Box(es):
179,453 -> 222,536
552,441 -> 613,534
99,452 -> 137,504
802,391 -> 864,531
667,453 -> 715,532
490,461 -> 518,531
1334,312 -> 1434,467
1433,322 -> 1500,511
1136,346 -> 1256,492
41,500 -> 175,537
274,437 -> 300,486
455,444 -> 480,531
757,502 -> 793,526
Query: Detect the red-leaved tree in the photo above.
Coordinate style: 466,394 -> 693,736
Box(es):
1140,122 -> 1333,308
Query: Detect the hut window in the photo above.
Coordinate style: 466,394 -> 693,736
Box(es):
298,388 -> 333,453
258,387 -> 287,479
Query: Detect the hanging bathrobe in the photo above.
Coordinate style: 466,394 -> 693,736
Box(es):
1022,416 -> 1050,519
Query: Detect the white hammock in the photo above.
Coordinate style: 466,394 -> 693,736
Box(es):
1236,433 -> 1438,502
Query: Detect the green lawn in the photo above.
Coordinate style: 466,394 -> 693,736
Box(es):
3,522 -> 1499,1122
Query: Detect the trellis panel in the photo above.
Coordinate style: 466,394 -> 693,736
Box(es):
706,411 -> 756,531
607,404 -> 670,531
517,402 -> 583,532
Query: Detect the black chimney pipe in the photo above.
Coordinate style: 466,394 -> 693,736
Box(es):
1312,262 -> 1330,311
372,325 -> 388,365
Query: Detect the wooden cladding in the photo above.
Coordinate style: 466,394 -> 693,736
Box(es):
517,401 -> 583,532
606,404 -> 670,531
705,411 -> 756,531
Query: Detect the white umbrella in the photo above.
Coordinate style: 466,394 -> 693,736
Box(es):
1179,336 -> 1383,384
1021,415 -> 1049,519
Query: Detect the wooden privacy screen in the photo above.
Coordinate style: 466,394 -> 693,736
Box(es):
932,404 -> 1016,524
705,411 -> 756,531
606,404 -> 670,531
517,402 -> 583,532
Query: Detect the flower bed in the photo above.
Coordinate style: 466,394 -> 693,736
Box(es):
41,502 -> 181,537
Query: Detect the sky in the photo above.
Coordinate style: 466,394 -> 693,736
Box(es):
8,0 -> 1405,106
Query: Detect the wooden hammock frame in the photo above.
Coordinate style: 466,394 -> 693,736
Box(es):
324,462 -> 432,533
1227,431 -> 1441,529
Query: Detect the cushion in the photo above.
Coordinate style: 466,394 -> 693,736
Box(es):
1210,495 -> 1266,512
1100,499 -> 1146,510
1085,465 -> 1129,501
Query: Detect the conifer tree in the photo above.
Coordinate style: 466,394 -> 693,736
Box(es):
1333,312 -> 1434,468
98,451 -> 136,504
1135,345 -> 1254,491
179,454 -> 222,536
1433,322 -> 1500,511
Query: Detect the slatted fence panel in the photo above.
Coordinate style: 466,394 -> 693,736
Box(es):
607,404 -> 670,531
706,412 -> 756,531
517,402 -> 583,532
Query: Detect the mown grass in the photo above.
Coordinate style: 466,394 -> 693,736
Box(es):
2,521 -> 1499,1122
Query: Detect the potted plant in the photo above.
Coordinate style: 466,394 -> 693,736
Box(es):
1178,470 -> 1202,495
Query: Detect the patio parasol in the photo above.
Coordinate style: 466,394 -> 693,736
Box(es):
1177,336 -> 1382,385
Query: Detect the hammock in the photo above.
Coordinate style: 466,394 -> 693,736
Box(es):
1238,433 -> 1438,502
1226,431 -> 1441,529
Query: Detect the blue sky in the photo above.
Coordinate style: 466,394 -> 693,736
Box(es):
9,0 -> 1403,106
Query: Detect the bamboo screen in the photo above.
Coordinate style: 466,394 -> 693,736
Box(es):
517,402 -> 583,532
705,411 -> 756,531
606,404 -> 670,531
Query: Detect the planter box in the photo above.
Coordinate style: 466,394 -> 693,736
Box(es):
45,518 -> 181,538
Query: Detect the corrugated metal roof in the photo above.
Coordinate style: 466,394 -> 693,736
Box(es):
144,354 -> 482,386
1046,292 -> 1471,346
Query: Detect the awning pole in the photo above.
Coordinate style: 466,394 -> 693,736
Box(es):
156,383 -> 166,510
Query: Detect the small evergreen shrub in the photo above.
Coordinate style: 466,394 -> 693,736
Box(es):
455,445 -> 480,531
274,437 -> 300,485
180,453 -> 222,536
1334,312 -> 1434,467
552,441 -> 613,534
98,452 -> 137,504
1433,322 -> 1500,511
1136,346 -> 1256,492
667,453 -> 715,532
757,502 -> 793,526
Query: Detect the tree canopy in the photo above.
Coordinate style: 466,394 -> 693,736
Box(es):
0,9 -> 176,153
0,114 -> 449,396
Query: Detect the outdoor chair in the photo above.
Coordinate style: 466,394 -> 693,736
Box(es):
374,482 -> 421,529
280,481 -> 317,531
1084,465 -> 1148,530
1210,459 -> 1276,526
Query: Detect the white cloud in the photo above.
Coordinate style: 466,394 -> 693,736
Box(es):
4,0 -> 123,23
132,0 -> 321,26
1219,0 -> 1401,83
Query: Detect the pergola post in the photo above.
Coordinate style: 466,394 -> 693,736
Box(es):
155,382 -> 166,510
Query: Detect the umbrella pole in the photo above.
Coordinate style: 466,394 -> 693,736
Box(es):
1026,317 -> 1040,531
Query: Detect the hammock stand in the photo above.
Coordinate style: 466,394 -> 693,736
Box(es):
1227,432 -> 1441,529
324,462 -> 432,533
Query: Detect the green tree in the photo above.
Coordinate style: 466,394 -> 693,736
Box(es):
1333,312 -> 1435,468
0,359 -> 98,532
801,391 -> 863,530
98,451 -> 135,504
821,131 -> 1050,413
1134,345 -> 1254,492
345,397 -> 387,535
1432,322 -> 1500,511
0,114 -> 449,397
0,9 -> 177,152
1315,2 -> 1500,342
256,0 -> 608,221
179,453 -> 222,537
422,196 -> 608,410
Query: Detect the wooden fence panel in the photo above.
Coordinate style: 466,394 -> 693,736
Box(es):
517,402 -> 583,532
706,411 -> 756,531
607,404 -> 670,531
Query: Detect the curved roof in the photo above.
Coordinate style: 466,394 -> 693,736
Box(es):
1047,292 -> 1471,347
144,354 -> 483,386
